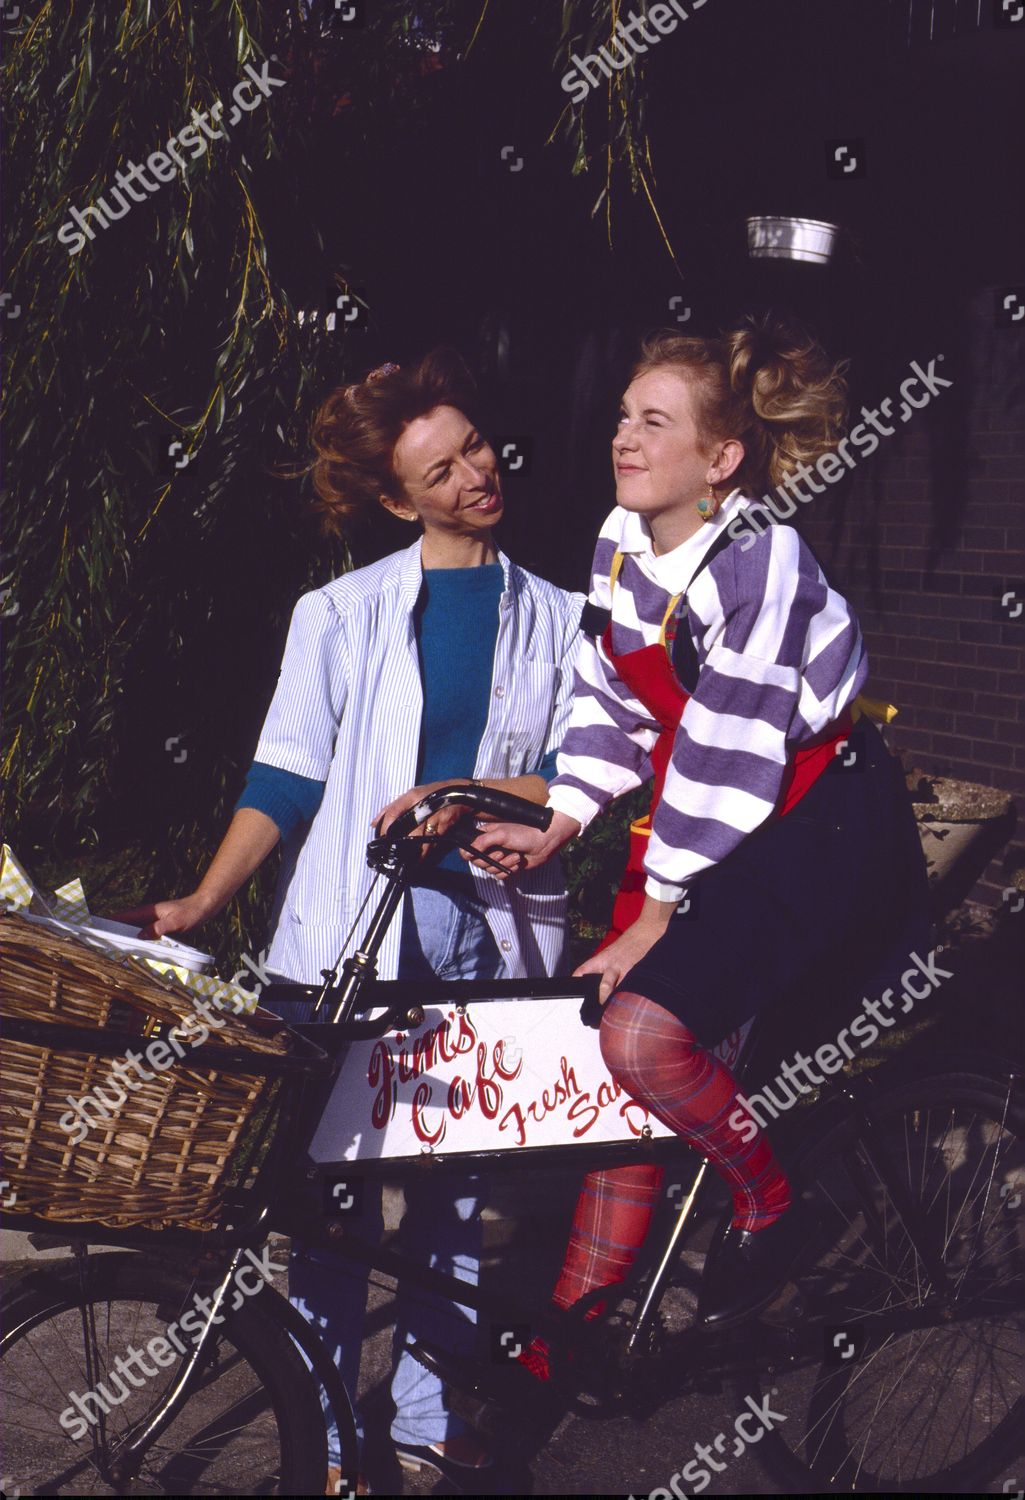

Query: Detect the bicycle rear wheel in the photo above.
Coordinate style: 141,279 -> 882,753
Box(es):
0,1250 -> 329,1495
736,1062 -> 1025,1493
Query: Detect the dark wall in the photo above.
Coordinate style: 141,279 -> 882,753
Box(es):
288,0 -> 1025,899
299,0 -> 1023,588
800,286 -> 1025,903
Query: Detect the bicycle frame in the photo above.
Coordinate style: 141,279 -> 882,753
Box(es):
1,783 -> 972,1482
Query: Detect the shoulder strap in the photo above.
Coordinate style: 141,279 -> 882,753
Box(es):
687,522 -> 738,590
669,522 -> 742,689
659,523 -> 737,645
580,529 -> 735,644
579,548 -> 625,639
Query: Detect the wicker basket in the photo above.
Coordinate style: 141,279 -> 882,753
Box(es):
0,908 -> 295,1232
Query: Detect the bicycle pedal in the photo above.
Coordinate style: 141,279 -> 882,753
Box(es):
409,1339 -> 540,1411
446,1385 -> 505,1437
760,1279 -> 806,1325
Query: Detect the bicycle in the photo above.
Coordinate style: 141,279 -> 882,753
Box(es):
1,782 -> 1022,1495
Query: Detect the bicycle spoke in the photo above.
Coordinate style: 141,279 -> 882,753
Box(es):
750,1075 -> 1025,1491
847,1323 -> 948,1484
0,1264 -> 327,1495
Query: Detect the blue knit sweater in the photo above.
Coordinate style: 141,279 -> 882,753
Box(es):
236,565 -> 557,848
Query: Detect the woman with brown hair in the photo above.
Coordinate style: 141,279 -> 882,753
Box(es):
466,315 -> 930,1373
124,349 -> 583,1488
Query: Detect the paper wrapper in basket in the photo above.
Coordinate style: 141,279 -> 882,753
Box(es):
0,844 -> 261,1016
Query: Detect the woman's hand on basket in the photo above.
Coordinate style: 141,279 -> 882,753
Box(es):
572,899 -> 677,1005
463,810 -> 581,876
108,891 -> 219,940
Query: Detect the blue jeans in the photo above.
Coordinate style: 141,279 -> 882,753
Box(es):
283,879 -> 503,1461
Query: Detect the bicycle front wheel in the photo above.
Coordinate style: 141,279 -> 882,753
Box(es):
739,1062 -> 1025,1493
0,1250 -> 329,1495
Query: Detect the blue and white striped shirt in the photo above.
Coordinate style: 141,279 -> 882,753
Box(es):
547,492 -> 868,904
254,538 -> 585,983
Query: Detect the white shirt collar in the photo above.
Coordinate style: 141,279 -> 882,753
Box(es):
396,535 -> 515,610
618,489 -> 750,592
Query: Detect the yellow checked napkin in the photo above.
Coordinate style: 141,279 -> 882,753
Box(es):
0,844 -> 259,1015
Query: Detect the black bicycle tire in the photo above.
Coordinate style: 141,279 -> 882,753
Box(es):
0,1250 -> 331,1495
733,1063 -> 1025,1494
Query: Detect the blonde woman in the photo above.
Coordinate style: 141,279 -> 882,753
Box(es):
468,317 -> 929,1375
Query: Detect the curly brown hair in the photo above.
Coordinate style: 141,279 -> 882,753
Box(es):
309,348 -> 482,535
631,315 -> 849,496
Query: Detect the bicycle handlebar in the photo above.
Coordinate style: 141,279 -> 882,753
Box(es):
386,783 -> 553,842
304,785 -> 556,1028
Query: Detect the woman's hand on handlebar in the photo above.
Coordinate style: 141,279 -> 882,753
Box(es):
463,809 -> 581,876
372,779 -> 470,852
107,891 -> 220,940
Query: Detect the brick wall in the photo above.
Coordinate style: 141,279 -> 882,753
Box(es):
799,288 -> 1025,906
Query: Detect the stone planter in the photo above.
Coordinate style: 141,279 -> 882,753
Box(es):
911,774 -> 1017,913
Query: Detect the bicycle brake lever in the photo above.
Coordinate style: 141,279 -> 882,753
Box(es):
367,830 -> 514,879
440,835 -> 516,877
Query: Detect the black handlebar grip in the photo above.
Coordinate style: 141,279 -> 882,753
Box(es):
383,783 -> 553,842
467,785 -> 553,832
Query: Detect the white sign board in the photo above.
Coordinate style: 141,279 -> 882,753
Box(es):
309,992 -> 753,1163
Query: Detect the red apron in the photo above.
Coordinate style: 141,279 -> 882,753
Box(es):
597,623 -> 853,949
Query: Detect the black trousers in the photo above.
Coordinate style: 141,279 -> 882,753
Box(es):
623,719 -> 932,1049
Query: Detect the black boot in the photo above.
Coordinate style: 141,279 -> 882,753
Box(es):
698,1202 -> 817,1330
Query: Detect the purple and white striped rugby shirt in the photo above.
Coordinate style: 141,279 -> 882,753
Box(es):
547,491 -> 869,904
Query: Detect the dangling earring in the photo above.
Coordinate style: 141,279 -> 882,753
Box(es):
696,487 -> 720,523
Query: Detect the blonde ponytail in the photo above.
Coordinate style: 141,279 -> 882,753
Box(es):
725,316 -> 849,491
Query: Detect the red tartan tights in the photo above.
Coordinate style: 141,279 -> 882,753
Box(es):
549,990 -> 791,1317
